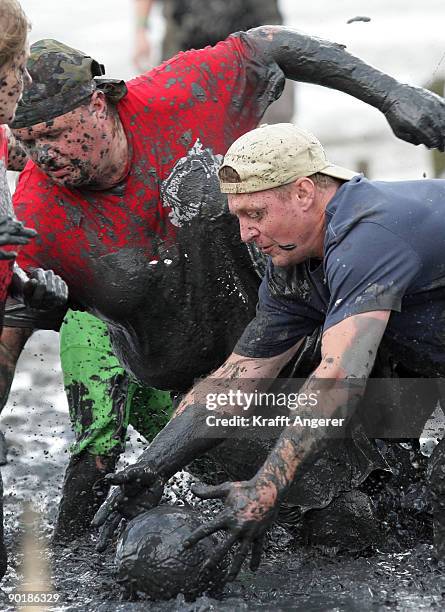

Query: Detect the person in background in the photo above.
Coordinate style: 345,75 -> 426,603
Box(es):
133,0 -> 295,124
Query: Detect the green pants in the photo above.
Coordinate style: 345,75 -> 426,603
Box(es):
60,310 -> 174,457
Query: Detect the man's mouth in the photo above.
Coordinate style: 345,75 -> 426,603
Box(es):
278,243 -> 297,251
48,165 -> 71,178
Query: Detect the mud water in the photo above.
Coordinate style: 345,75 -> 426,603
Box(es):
0,332 -> 442,610
1,2 -> 445,608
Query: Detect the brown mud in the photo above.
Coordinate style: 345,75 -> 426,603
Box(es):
0,332 -> 443,611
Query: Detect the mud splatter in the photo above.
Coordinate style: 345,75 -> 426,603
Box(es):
0,334 -> 442,610
347,16 -> 371,24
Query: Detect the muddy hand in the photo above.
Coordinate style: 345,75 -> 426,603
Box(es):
184,479 -> 278,583
383,84 -> 445,151
91,462 -> 164,551
0,215 -> 37,259
22,268 -> 68,310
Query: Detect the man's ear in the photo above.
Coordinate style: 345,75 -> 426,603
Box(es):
88,91 -> 108,119
294,177 -> 316,210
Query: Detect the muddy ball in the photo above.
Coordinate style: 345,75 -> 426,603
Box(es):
115,506 -> 225,601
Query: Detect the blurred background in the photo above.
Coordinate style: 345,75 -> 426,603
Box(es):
1,0 -> 444,523
17,0 -> 445,179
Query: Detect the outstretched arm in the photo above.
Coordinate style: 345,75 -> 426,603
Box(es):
92,340 -> 303,548
247,26 -> 445,150
185,310 -> 391,582
251,310 -> 390,504
141,340 -> 302,477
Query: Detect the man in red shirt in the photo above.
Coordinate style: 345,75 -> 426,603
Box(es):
6,29 -> 445,548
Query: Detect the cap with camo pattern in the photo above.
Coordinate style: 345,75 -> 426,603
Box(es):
11,39 -> 128,129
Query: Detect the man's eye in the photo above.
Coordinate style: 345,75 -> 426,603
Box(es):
247,212 -> 262,220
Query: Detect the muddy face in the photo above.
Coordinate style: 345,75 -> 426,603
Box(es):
228,179 -> 327,268
12,91 -> 128,189
0,45 -> 31,124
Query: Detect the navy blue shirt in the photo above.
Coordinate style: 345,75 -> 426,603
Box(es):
235,176 -> 445,376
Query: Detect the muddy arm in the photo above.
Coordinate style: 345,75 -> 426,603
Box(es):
247,26 -> 445,149
92,341 -> 303,546
0,326 -> 33,412
139,341 -> 303,479
182,311 -> 392,581
254,311 -> 391,504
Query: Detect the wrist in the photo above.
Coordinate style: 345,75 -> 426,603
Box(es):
136,457 -> 166,486
254,448 -> 298,502
252,472 -> 283,507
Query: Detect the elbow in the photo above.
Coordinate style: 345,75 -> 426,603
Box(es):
244,25 -> 284,56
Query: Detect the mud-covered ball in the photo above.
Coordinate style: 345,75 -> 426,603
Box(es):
115,506 -> 225,600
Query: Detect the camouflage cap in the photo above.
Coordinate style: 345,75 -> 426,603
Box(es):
11,39 -> 128,129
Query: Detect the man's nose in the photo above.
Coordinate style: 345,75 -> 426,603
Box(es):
239,220 -> 258,243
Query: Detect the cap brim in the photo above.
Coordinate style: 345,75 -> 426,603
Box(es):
319,163 -> 359,181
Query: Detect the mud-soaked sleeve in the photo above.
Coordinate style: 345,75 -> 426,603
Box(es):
223,31 -> 286,123
235,268 -> 322,358
324,221 -> 421,332
2,296 -> 67,331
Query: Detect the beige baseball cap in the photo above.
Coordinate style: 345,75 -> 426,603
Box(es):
219,123 -> 358,194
